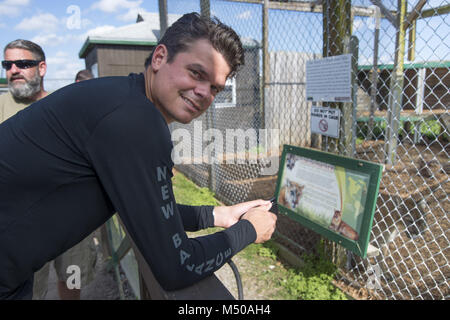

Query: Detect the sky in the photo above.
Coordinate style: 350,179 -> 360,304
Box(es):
0,0 -> 448,92
0,0 -> 162,91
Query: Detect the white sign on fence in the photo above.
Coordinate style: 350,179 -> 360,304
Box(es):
310,106 -> 341,138
306,54 -> 352,102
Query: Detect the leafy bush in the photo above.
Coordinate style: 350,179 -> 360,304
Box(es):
357,119 -> 447,142
257,240 -> 279,260
281,243 -> 348,300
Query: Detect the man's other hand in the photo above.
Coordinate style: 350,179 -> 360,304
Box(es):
213,199 -> 277,244
213,199 -> 272,229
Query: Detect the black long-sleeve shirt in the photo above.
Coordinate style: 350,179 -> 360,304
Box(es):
0,73 -> 256,297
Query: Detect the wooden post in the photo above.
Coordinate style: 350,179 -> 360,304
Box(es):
322,0 -> 352,155
385,0 -> 407,165
407,19 -> 416,61
322,0 -> 352,268
200,0 -> 211,19
369,5 -> 380,140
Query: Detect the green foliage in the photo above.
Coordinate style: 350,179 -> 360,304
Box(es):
356,119 -> 447,142
257,240 -> 279,260
356,120 -> 386,140
416,120 -> 447,140
280,242 -> 348,300
252,240 -> 347,300
172,171 -> 221,206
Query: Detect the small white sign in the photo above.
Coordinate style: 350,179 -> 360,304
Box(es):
311,106 -> 340,138
306,54 -> 352,102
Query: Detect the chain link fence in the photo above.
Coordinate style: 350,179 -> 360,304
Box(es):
166,0 -> 449,300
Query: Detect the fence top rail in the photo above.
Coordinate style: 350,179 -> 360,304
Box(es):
359,61 -> 450,71
224,0 -> 449,20
224,0 -> 393,17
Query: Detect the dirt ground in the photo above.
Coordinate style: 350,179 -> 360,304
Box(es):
43,232 -> 123,300
337,140 -> 449,299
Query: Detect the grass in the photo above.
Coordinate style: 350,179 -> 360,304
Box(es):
172,171 -> 221,206
280,242 -> 348,300
172,169 -> 348,300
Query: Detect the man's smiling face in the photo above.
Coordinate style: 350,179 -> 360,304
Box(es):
147,38 -> 231,124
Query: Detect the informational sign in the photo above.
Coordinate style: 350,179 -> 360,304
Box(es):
310,106 -> 340,138
306,54 -> 352,102
275,145 -> 383,258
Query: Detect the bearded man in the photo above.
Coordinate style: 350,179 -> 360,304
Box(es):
0,39 -> 48,121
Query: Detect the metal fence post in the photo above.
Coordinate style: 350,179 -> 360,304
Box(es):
158,0 -> 168,38
261,0 -> 269,131
385,0 -> 407,165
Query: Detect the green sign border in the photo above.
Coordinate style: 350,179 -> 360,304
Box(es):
274,145 -> 384,258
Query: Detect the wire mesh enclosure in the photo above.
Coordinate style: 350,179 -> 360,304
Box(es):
165,0 -> 449,300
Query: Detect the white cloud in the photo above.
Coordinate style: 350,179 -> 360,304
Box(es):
81,18 -> 93,29
31,33 -> 67,47
50,60 -> 85,81
4,0 -> 30,5
117,6 -> 149,22
46,51 -> 71,65
80,24 -> 116,40
15,13 -> 59,32
0,0 -> 29,17
44,51 -> 85,91
91,0 -> 142,13
31,23 -> 116,47
75,24 -> 117,43
237,10 -> 252,20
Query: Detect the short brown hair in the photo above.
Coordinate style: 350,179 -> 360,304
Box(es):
145,12 -> 244,78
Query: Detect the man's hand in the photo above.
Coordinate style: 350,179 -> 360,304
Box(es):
240,207 -> 277,244
213,199 -> 272,229
213,199 -> 277,244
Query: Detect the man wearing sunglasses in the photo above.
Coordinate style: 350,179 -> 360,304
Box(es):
0,41 -> 100,301
0,39 -> 47,122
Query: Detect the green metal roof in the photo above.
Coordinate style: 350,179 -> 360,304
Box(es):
0,78 -> 7,85
359,61 -> 450,71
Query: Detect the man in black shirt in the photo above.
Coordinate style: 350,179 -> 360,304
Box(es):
0,12 -> 277,299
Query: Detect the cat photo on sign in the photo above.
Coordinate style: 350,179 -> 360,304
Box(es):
329,209 -> 359,241
278,179 -> 304,210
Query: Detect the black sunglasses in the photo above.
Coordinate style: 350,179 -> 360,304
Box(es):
1,60 -> 41,70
